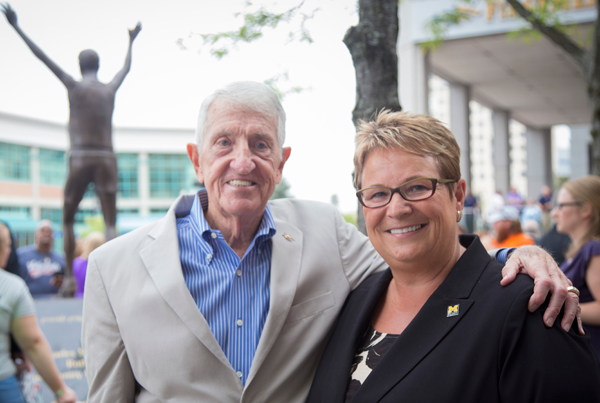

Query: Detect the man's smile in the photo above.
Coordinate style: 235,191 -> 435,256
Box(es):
227,180 -> 254,187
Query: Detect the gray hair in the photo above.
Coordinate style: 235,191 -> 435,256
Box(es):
195,81 -> 286,153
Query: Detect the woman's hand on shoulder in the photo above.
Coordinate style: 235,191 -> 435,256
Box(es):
500,245 -> 583,334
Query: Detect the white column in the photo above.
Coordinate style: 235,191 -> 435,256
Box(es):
449,83 -> 471,187
398,44 -> 429,114
492,109 -> 510,195
569,124 -> 592,178
138,153 -> 150,216
30,147 -> 40,220
526,127 -> 553,199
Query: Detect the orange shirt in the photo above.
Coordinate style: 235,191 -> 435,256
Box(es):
490,232 -> 536,249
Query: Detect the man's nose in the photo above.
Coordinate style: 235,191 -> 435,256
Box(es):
230,144 -> 256,173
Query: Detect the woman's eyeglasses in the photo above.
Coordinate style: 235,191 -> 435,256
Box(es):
356,178 -> 457,208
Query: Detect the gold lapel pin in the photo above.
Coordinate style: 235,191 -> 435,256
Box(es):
282,234 -> 293,242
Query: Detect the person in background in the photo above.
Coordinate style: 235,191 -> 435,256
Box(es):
0,223 -> 30,381
520,198 -> 542,227
0,222 -> 78,403
539,185 -> 553,234
73,232 -> 105,298
16,220 -> 65,297
539,225 -> 572,266
522,220 -> 542,243
0,222 -> 20,277
462,189 -> 478,234
552,175 -> 600,359
488,205 -> 536,249
505,186 -> 524,211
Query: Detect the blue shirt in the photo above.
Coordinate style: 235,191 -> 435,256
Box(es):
16,245 -> 65,296
176,191 -> 276,385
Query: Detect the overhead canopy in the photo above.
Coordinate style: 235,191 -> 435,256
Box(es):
429,23 -> 592,128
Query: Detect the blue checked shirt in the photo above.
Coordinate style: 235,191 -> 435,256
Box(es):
176,191 -> 276,386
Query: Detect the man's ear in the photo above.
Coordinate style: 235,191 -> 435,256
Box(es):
276,147 -> 292,184
186,143 -> 204,183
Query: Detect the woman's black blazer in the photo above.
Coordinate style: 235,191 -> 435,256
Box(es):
307,235 -> 600,403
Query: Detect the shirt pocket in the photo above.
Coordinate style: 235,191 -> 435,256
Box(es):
284,291 -> 335,325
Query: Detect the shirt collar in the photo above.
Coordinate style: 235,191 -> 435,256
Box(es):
190,190 -> 277,245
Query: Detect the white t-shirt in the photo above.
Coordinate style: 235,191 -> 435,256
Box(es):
0,270 -> 36,380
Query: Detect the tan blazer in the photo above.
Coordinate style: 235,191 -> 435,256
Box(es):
82,195 -> 385,402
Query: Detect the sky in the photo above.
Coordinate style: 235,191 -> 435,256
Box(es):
0,0 -> 364,213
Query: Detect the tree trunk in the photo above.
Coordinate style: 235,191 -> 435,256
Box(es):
588,0 -> 600,175
344,0 -> 401,234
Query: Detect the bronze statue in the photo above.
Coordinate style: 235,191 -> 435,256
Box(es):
2,4 -> 141,296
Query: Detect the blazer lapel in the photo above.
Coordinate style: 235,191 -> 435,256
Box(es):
353,236 -> 490,403
139,196 -> 231,369
245,219 -> 303,385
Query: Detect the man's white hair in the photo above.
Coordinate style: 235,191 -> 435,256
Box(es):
195,81 -> 286,153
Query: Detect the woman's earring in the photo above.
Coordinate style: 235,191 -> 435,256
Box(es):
457,210 -> 463,222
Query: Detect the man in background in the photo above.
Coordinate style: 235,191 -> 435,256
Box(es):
17,220 -> 65,297
488,206 -> 536,249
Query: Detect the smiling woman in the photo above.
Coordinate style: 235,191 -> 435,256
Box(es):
307,111 -> 600,403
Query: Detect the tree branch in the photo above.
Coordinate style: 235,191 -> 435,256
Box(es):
505,0 -> 589,72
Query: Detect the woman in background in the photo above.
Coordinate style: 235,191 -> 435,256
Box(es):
0,222 -> 77,403
73,232 -> 105,298
552,175 -> 600,359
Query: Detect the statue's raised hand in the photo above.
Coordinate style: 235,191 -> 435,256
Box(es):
1,3 -> 18,26
129,22 -> 142,42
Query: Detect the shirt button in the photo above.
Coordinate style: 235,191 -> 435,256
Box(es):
206,254 -> 212,260
237,319 -> 243,327
211,232 -> 217,239
236,371 -> 243,378
236,270 -> 242,276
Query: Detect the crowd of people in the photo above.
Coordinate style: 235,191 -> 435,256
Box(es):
459,176 -> 600,364
467,185 -> 572,262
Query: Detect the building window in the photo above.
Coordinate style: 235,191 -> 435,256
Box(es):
41,208 -> 63,226
149,154 -> 195,198
0,206 -> 31,215
117,154 -> 139,198
150,208 -> 168,215
0,142 -> 30,181
39,148 -> 67,185
118,209 -> 139,215
75,209 -> 100,225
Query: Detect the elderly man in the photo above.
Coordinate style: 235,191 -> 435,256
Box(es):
17,220 -> 65,297
82,82 -> 578,402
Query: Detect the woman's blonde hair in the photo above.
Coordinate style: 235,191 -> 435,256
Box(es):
562,175 -> 600,258
353,110 -> 461,191
81,232 -> 105,260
